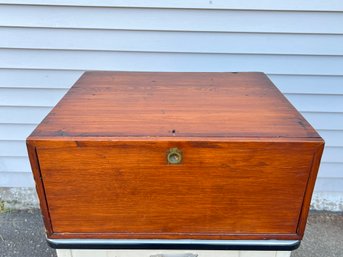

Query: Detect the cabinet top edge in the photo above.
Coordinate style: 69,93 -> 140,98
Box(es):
27,135 -> 325,144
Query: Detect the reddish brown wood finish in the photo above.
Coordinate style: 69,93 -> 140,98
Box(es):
26,143 -> 53,236
27,72 -> 324,241
29,72 -> 319,139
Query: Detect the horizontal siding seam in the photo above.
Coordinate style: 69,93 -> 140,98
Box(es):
2,47 -> 343,57
2,25 -> 343,36
1,68 -> 343,78
1,47 -> 343,57
1,26 -> 343,35
1,2 -> 343,12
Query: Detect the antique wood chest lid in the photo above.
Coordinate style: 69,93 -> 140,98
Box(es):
29,71 -> 320,140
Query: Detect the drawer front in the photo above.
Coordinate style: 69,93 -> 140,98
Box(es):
37,141 -> 316,238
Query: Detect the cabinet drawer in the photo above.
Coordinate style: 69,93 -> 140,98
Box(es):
36,140 -> 316,238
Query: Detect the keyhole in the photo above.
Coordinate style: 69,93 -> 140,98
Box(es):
169,153 -> 180,163
167,148 -> 182,164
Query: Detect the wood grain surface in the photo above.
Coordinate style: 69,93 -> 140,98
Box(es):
37,141 -> 317,238
27,72 -> 324,241
29,72 -> 320,139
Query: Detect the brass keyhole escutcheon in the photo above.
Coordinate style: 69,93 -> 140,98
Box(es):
167,148 -> 182,164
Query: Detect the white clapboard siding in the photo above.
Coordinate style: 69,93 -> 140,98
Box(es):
285,94 -> 343,112
0,141 -> 28,157
322,147 -> 343,164
318,163 -> 343,178
2,70 -> 343,94
0,5 -> 343,34
0,156 -> 31,172
2,27 -> 343,56
301,113 -> 343,130
270,75 -> 343,95
0,107 -> 52,124
1,50 -> 343,76
1,0 -> 343,11
0,69 -> 82,88
0,172 -> 34,187
0,1 -> 342,209
317,130 -> 343,147
0,124 -> 37,140
315,178 -> 343,192
0,88 -> 67,107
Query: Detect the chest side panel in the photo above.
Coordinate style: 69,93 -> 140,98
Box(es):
36,141 -> 317,239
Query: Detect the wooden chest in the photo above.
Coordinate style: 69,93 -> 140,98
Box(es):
27,72 -> 324,250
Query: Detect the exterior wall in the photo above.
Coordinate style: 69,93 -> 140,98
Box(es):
0,1 -> 342,210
